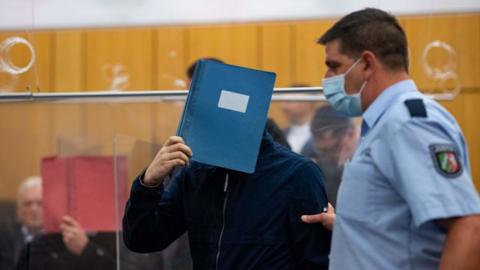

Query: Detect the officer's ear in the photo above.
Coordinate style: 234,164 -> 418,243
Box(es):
360,51 -> 376,80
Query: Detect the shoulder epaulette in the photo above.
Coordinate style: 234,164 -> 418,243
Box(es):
404,99 -> 427,118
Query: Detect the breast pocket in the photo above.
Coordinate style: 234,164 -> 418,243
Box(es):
336,152 -> 378,223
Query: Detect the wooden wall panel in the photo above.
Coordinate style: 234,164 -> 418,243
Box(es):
152,102 -> 184,144
83,103 -> 155,156
187,24 -> 258,69
259,23 -> 292,87
84,28 -> 155,168
477,15 -> 480,89
0,31 -> 51,92
259,23 -> 293,126
403,14 -> 480,92
440,90 -> 480,190
53,30 -> 84,91
268,102 -> 287,128
85,28 -> 153,91
0,104 -> 43,199
153,27 -> 188,146
462,92 -> 480,190
31,32 -> 53,92
439,95 -> 466,130
0,13 -> 479,199
30,103 -> 54,176
0,44 -> 54,199
81,104 -> 115,155
291,20 -> 335,86
112,103 -> 156,181
50,104 -> 85,156
113,104 -> 154,143
0,32 -> 31,92
81,104 -> 147,154
155,27 -> 188,90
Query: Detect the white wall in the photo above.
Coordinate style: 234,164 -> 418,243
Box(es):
1,0 -> 480,30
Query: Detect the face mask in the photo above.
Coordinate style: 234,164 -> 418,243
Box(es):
322,58 -> 367,116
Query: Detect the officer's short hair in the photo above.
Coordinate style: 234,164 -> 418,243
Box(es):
318,8 -> 409,73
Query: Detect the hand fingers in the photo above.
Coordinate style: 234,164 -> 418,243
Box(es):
155,159 -> 188,174
60,223 -> 68,232
165,143 -> 193,158
144,136 -> 191,185
62,216 -> 81,228
165,159 -> 187,168
163,151 -> 190,165
62,231 -> 75,242
62,216 -> 74,226
301,213 -> 327,224
60,223 -> 78,235
164,136 -> 185,147
61,219 -> 84,235
327,203 -> 335,214
63,230 -> 74,238
60,221 -> 74,232
61,216 -> 83,234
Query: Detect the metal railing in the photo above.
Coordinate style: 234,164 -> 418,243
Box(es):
0,86 -> 454,103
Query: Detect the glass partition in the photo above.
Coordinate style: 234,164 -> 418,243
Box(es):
0,95 -> 361,270
111,98 -> 360,270
0,0 -> 35,93
0,1 -> 479,269
114,134 -> 194,270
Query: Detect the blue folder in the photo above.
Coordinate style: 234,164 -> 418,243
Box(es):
177,60 -> 276,173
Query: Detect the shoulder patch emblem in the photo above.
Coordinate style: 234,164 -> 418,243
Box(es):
404,99 -> 427,118
429,144 -> 462,177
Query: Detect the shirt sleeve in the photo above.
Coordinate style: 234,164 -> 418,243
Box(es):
377,118 -> 480,227
288,161 -> 331,270
122,169 -> 187,253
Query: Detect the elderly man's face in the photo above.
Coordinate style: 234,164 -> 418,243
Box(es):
18,186 -> 43,230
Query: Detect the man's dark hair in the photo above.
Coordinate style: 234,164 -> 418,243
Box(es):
265,118 -> 291,149
186,57 -> 225,79
318,8 -> 409,72
311,105 -> 355,138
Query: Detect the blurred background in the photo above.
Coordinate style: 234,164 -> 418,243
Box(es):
0,0 -> 478,269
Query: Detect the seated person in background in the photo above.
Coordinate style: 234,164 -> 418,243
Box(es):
281,84 -> 316,156
309,106 -> 358,206
1,176 -> 117,270
0,176 -> 43,270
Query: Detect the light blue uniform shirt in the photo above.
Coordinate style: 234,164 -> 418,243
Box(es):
329,79 -> 480,270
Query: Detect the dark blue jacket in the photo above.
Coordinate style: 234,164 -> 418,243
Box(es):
123,133 -> 331,270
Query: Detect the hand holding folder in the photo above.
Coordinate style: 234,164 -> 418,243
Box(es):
41,156 -> 128,233
143,136 -> 193,186
177,60 -> 276,173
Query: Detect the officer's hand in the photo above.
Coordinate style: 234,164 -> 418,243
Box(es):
60,216 -> 89,255
144,136 -> 193,186
301,203 -> 336,231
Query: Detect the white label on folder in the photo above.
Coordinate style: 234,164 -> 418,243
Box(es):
218,90 -> 249,113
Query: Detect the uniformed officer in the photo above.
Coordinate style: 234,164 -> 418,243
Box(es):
301,8 -> 480,269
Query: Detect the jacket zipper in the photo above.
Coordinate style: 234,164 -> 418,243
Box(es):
215,173 -> 229,270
